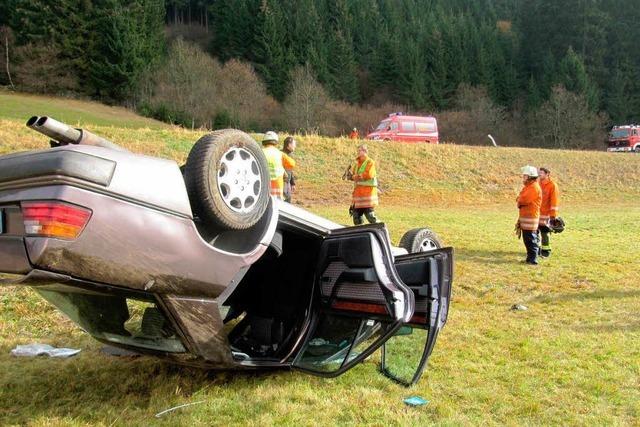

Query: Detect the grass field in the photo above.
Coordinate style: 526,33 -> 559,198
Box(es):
1,93 -> 639,425
0,91 -> 167,130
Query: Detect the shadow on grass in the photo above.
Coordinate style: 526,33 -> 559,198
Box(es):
571,320 -> 640,333
455,248 -> 523,265
531,289 -> 640,303
0,353 -> 286,424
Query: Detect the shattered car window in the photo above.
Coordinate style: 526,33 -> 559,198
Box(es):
296,314 -> 392,372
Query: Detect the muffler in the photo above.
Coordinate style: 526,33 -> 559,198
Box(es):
26,116 -> 128,152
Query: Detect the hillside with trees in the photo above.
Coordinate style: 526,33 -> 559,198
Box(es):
2,0 -> 639,149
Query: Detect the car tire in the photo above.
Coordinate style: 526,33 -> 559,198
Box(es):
184,129 -> 270,230
399,227 -> 443,253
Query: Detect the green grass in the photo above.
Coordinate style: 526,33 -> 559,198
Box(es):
1,95 -> 639,425
0,91 -> 168,129
1,204 -> 639,425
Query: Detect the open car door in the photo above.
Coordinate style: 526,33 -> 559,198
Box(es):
291,224 -> 415,377
381,247 -> 453,386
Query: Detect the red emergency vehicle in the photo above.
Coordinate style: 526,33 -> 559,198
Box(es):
606,125 -> 640,152
366,113 -> 439,143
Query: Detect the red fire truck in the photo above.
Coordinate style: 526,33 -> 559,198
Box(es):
366,113 -> 439,143
606,125 -> 640,152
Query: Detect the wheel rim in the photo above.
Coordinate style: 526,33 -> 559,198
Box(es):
216,146 -> 262,213
417,237 -> 439,252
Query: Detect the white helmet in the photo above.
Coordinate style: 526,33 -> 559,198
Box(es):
262,131 -> 278,144
521,165 -> 538,177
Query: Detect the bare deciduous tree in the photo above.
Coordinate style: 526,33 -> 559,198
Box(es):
283,64 -> 330,134
141,38 -> 276,130
218,59 -> 277,130
148,37 -> 221,126
528,85 -> 607,149
455,84 -> 506,142
0,26 -> 15,89
12,43 -> 78,93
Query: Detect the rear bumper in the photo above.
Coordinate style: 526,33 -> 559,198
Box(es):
0,184 -> 276,299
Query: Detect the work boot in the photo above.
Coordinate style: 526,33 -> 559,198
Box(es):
525,259 -> 539,265
540,249 -> 551,258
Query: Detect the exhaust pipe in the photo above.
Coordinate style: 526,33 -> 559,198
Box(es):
26,116 -> 128,152
26,116 -> 40,129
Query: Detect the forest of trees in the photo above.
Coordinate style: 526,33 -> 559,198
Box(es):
2,0 -> 640,149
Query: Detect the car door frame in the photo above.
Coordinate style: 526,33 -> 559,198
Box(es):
380,247 -> 453,386
290,223 -> 415,377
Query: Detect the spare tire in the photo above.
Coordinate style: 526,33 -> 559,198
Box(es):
184,129 -> 270,230
399,227 -> 443,253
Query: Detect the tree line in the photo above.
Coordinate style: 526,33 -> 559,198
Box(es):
1,0 -> 639,148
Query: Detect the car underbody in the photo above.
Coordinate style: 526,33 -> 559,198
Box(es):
0,117 -> 453,385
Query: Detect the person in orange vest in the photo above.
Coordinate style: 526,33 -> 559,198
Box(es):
282,136 -> 297,203
349,127 -> 359,139
348,144 -> 378,225
516,165 -> 542,265
262,131 -> 295,200
538,167 -> 560,258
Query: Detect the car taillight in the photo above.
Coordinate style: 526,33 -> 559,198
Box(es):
22,201 -> 92,239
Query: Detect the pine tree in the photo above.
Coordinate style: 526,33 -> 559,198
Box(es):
87,0 -> 165,101
398,40 -> 430,109
558,46 -> 598,111
525,75 -> 543,110
211,0 -> 260,62
254,0 -> 294,101
289,0 -> 324,66
370,31 -> 400,96
324,0 -> 359,102
327,28 -> 360,102
603,66 -> 630,123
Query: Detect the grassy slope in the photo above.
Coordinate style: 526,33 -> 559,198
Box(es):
0,91 -> 168,130
1,94 -> 639,425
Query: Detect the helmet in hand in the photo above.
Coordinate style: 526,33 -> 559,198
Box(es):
550,217 -> 565,233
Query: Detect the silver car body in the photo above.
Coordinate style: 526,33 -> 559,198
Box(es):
0,140 -> 452,383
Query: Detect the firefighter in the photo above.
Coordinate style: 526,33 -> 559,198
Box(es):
262,131 -> 295,200
349,127 -> 359,139
349,144 -> 378,225
538,167 -> 560,257
516,165 -> 542,265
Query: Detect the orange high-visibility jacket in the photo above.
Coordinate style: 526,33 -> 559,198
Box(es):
539,177 -> 560,226
517,180 -> 542,231
351,155 -> 378,209
263,145 -> 295,198
349,130 -> 359,139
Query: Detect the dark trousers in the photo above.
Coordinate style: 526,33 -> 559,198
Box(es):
283,182 -> 292,203
522,230 -> 539,263
539,227 -> 551,255
353,207 -> 377,225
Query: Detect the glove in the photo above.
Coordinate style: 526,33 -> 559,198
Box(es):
514,221 -> 522,239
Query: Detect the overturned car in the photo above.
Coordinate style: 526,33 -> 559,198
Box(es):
0,117 -> 453,386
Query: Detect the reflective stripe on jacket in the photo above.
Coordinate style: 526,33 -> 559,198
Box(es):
517,180 -> 542,231
263,146 -> 295,198
351,156 -> 378,208
539,177 -> 560,225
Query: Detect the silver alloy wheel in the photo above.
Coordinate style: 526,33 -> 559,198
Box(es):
217,147 -> 262,213
418,237 -> 439,252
